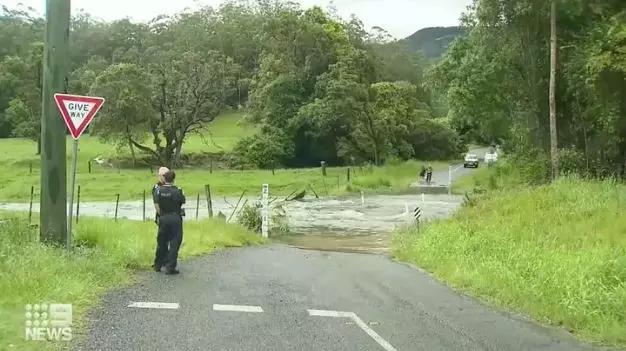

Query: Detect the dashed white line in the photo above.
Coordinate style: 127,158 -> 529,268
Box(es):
307,309 -> 355,318
127,302 -> 180,309
213,304 -> 264,313
307,309 -> 398,351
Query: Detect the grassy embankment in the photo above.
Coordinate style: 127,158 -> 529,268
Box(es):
0,111 -> 452,202
394,165 -> 626,346
0,213 -> 263,350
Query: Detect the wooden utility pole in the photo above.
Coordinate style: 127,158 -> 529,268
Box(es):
40,0 -> 71,244
549,0 -> 559,180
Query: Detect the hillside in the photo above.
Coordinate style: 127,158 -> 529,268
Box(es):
403,26 -> 465,58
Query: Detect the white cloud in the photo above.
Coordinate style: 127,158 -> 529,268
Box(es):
3,0 -> 470,38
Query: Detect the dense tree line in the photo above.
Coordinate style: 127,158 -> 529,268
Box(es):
0,1 -> 463,167
429,0 -> 625,179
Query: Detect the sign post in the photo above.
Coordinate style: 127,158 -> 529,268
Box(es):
54,93 -> 105,249
261,184 -> 269,238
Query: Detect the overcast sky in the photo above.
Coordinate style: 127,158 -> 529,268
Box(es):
3,0 -> 471,38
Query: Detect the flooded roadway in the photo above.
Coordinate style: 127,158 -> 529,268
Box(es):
2,152 -> 486,255
0,193 -> 462,255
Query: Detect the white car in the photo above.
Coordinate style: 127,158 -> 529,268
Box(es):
464,154 -> 479,168
485,152 -> 498,164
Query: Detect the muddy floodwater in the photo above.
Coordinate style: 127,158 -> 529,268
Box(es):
0,193 -> 462,255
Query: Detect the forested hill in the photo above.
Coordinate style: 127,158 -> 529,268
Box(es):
0,3 -> 465,168
403,26 -> 464,58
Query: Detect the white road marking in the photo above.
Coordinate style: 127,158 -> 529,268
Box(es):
307,309 -> 355,318
452,164 -> 464,173
213,304 -> 264,313
307,309 -> 398,351
127,302 -> 180,309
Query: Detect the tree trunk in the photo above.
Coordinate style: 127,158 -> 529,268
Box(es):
173,144 -> 183,167
549,0 -> 559,180
373,143 -> 379,166
128,137 -> 136,168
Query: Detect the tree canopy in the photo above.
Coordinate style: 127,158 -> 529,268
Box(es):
428,0 -> 625,178
0,0 -> 460,167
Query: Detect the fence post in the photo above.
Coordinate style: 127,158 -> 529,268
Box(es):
88,160 -> 91,174
114,194 -> 120,222
209,159 -> 213,174
142,190 -> 146,222
261,184 -> 269,238
205,185 -> 213,218
196,194 -> 200,220
321,161 -> 327,176
448,165 -> 452,195
28,186 -> 34,224
30,162 -> 33,175
76,185 -> 81,223
347,168 -> 351,183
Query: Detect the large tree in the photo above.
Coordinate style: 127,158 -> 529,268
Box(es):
91,51 -> 236,166
429,0 -> 625,178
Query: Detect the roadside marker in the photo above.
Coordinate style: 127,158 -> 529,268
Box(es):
127,302 -> 180,310
307,309 -> 397,351
213,304 -> 264,313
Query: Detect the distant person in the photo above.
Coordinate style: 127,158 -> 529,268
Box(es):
153,170 -> 186,275
426,164 -> 433,184
419,165 -> 426,179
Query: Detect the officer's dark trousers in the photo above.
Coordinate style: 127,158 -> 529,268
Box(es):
154,214 -> 183,270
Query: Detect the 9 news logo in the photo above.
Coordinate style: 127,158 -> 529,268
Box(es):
25,303 -> 73,341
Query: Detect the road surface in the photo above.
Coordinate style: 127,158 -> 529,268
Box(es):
74,245 -> 606,351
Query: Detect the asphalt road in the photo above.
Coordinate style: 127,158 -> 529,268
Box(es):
74,245 -> 606,351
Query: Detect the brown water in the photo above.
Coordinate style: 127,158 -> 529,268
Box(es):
0,193 -> 462,255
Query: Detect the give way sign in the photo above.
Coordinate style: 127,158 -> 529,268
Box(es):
54,93 -> 105,139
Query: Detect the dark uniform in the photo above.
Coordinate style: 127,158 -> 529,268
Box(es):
153,184 -> 186,273
426,166 -> 433,184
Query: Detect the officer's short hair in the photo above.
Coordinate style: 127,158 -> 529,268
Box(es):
164,170 -> 176,183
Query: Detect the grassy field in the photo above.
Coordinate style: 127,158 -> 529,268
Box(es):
0,157 -> 451,202
393,178 -> 626,346
0,110 -> 257,170
0,109 -> 456,201
0,213 -> 262,350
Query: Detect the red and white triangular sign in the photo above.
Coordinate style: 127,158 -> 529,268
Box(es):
54,93 -> 105,140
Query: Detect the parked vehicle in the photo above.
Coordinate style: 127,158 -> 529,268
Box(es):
485,151 -> 498,164
464,154 -> 479,168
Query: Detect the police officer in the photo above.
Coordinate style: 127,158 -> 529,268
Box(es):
153,170 -> 186,275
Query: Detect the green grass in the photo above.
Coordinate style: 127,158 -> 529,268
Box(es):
0,214 -> 262,350
0,110 -> 257,170
0,160 -> 451,202
0,108 -> 455,201
393,178 -> 626,346
451,166 -> 494,194
193,110 -> 258,153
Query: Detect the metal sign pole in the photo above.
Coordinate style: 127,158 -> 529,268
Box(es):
67,139 -> 79,250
